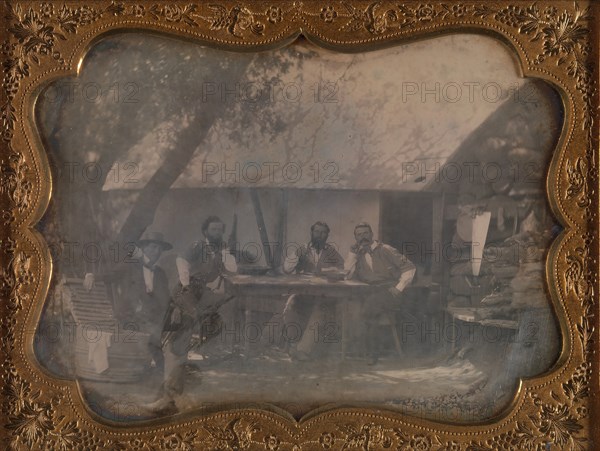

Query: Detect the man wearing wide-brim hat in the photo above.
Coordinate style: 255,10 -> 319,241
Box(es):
136,230 -> 173,252
84,230 -> 173,382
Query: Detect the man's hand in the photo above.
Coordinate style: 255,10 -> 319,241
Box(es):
388,286 -> 402,298
206,276 -> 224,293
83,273 -> 95,291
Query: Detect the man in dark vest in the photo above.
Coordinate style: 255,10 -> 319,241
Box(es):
345,222 -> 416,365
146,215 -> 237,413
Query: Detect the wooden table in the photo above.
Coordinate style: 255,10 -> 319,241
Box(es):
224,274 -> 374,358
225,274 -> 373,296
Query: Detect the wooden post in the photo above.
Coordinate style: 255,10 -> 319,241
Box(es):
273,189 -> 288,269
249,189 -> 274,268
431,192 -> 445,280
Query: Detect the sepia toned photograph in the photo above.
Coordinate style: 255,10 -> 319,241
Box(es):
33,31 -> 564,425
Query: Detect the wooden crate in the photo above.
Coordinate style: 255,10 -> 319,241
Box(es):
66,278 -> 151,383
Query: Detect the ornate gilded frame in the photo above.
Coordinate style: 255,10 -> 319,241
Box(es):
1,0 -> 598,449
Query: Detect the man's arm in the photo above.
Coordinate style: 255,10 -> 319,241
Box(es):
176,257 -> 191,286
395,266 -> 416,292
282,245 -> 307,274
282,253 -> 298,274
222,249 -> 237,273
344,251 -> 358,279
382,245 -> 416,293
324,245 -> 345,270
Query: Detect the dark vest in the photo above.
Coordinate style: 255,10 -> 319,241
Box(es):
183,240 -> 225,284
112,261 -> 171,337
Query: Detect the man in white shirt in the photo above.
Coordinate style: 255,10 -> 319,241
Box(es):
281,221 -> 344,360
345,222 -> 416,364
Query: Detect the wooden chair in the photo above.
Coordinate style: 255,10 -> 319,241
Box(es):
376,283 -> 442,358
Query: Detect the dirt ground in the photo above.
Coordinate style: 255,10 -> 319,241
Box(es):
81,342 -> 506,424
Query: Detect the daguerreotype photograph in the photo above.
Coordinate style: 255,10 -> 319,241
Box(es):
2,0 -> 598,449
35,32 -> 562,422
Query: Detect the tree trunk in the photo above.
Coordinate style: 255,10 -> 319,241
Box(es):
115,58 -> 255,246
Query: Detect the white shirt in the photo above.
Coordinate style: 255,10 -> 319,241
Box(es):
344,241 -> 416,292
142,255 -> 155,293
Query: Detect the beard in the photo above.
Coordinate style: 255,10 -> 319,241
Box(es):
311,238 -> 326,250
206,236 -> 224,248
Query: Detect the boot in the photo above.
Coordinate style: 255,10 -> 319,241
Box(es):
143,394 -> 178,415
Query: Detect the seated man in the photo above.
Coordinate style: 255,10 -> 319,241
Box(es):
281,221 -> 344,360
148,215 -> 237,413
345,222 -> 416,365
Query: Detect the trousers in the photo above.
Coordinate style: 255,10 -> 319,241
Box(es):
160,284 -> 223,398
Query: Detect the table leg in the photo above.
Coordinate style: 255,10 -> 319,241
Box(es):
231,295 -> 250,357
231,295 -> 240,354
244,296 -> 254,356
341,301 -> 347,360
